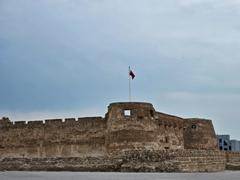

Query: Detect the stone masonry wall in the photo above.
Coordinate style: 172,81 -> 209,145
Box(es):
0,150 -> 226,172
226,152 -> 240,163
0,117 -> 106,158
0,102 -> 230,172
155,112 -> 184,150
183,118 -> 217,150
0,103 -> 218,157
105,103 -> 184,153
225,152 -> 240,170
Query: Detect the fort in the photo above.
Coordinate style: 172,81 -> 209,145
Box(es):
0,102 -> 239,172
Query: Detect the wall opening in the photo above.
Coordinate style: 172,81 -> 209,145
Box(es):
165,136 -> 169,143
192,124 -> 197,129
150,110 -> 154,117
124,110 -> 131,116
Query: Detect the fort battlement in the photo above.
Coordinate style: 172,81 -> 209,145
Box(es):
0,116 -> 105,128
0,102 -> 231,172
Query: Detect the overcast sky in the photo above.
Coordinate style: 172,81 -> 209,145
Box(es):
1,0 -> 240,139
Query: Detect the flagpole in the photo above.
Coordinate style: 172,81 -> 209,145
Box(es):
129,66 -> 131,102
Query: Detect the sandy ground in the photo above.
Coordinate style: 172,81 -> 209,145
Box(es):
0,171 -> 240,180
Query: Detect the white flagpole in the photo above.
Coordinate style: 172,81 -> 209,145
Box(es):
129,66 -> 131,102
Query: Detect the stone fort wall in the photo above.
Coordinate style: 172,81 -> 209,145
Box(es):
0,117 -> 106,158
0,102 -> 217,157
105,102 -> 185,153
183,118 -> 217,150
0,150 -> 226,172
226,152 -> 240,164
226,152 -> 240,170
0,102 -> 228,172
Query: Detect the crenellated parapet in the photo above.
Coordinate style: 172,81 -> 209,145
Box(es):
0,116 -> 105,129
0,116 -> 106,158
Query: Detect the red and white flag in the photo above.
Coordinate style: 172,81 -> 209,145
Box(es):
129,67 -> 135,80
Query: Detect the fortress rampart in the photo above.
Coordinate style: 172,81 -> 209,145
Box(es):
0,102 -> 238,172
0,117 -> 106,158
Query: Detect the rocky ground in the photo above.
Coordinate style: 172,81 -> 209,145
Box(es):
0,150 -> 225,172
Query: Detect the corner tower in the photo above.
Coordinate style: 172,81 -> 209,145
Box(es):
183,118 -> 217,150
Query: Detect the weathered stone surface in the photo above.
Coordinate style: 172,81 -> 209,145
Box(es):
225,152 -> 240,170
0,150 -> 226,172
226,163 -> 240,170
183,118 -> 217,150
226,152 -> 240,163
0,102 -> 236,172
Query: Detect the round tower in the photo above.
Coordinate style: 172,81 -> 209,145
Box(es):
183,118 -> 217,150
105,102 -> 159,153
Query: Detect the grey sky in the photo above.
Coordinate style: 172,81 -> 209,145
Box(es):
1,0 -> 240,139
